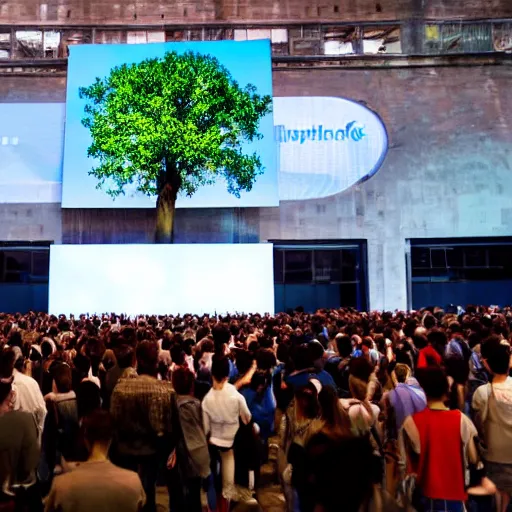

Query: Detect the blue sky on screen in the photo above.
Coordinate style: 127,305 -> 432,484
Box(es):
62,39 -> 278,208
0,103 -> 64,203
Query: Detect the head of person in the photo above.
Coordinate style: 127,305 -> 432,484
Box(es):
416,366 -> 449,402
136,340 -> 159,377
82,409 -> 113,457
361,337 -> 373,355
318,384 -> 351,438
348,357 -> 373,400
250,369 -> 271,394
295,380 -> 320,419
293,344 -> 313,372
52,363 -> 73,394
235,349 -> 253,377
211,355 -> 230,384
76,380 -> 102,419
445,356 -> 470,385
172,366 -> 195,396
392,363 -> 411,385
255,348 -> 276,372
114,344 -> 135,370
481,337 -> 511,376
335,334 -> 353,359
0,348 -> 15,380
0,375 -> 13,414
212,324 -> 230,355
170,344 -> 185,367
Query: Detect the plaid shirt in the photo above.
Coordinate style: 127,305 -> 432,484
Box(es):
111,374 -> 173,456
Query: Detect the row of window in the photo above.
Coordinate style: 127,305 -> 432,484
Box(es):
273,247 -> 360,285
410,244 -> 512,283
0,248 -> 49,283
0,21 -> 511,60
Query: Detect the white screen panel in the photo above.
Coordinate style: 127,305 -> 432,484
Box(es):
49,244 -> 274,315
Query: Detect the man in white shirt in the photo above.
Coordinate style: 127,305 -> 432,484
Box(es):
11,347 -> 47,441
202,355 -> 251,504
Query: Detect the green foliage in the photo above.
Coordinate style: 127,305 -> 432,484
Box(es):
79,51 -> 272,198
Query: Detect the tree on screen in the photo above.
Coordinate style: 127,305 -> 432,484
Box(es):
79,51 -> 272,243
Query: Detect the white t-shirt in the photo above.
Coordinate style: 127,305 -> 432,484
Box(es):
202,383 -> 251,448
472,377 -> 512,463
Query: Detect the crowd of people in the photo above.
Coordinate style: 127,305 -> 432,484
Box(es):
0,306 -> 511,512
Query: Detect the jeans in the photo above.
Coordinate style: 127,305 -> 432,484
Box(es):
138,455 -> 160,512
115,453 -> 160,512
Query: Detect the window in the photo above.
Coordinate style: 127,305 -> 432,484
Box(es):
411,242 -> 512,283
14,30 -> 43,58
0,244 -> 51,284
0,31 -> 11,59
203,28 -> 234,41
95,30 -> 126,44
493,22 -> 512,52
363,26 -> 401,54
424,23 -> 493,54
323,26 -> 357,55
274,246 -> 362,285
285,250 -> 313,283
314,250 -> 342,282
43,30 -> 61,58
127,30 -> 165,44
234,28 -> 289,55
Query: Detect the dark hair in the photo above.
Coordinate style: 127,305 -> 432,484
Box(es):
82,409 -> 113,445
445,357 -> 470,385
336,335 -> 353,358
8,331 -> 23,349
115,344 -> 134,370
308,341 -> 324,362
170,344 -> 185,366
0,348 -> 15,379
211,355 -> 230,382
482,340 -> 511,375
293,344 -> 313,371
76,381 -> 102,419
256,349 -> 277,371
295,382 -> 319,419
41,340 -> 53,359
172,367 -> 195,395
250,369 -> 271,393
0,377 -> 13,404
318,385 -> 350,438
212,324 -> 230,353
416,366 -> 448,400
53,363 -> 73,393
136,341 -> 159,376
349,356 -> 373,383
235,350 -> 253,376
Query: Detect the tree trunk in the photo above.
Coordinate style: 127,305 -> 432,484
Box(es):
155,162 -> 181,243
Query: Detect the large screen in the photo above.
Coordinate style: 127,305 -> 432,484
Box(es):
62,40 -> 278,209
0,103 -> 64,203
49,244 -> 275,315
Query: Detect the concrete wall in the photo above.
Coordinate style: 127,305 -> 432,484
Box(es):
2,63 -> 512,310
269,65 -> 512,310
0,0 -> 511,23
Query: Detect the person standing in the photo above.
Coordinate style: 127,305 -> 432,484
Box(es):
472,339 -> 512,512
202,355 -> 252,510
0,375 -> 41,511
401,366 -> 479,512
111,341 -> 173,512
45,410 -> 145,512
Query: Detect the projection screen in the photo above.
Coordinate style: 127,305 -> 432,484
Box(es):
49,244 -> 274,315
